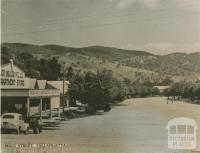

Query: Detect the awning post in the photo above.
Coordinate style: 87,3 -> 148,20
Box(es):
27,97 -> 30,117
40,98 -> 43,120
49,100 -> 52,119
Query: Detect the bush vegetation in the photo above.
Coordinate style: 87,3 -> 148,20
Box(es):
1,48 -> 61,80
67,68 -> 160,110
163,81 -> 200,102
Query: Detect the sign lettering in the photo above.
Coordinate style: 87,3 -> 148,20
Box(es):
1,78 -> 25,87
1,69 -> 24,78
29,90 -> 60,97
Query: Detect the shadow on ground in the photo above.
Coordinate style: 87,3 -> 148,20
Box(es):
112,103 -> 128,107
42,127 -> 60,130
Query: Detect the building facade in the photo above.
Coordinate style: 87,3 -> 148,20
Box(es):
1,62 -> 60,119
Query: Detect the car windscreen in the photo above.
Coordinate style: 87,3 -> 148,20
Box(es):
3,115 -> 15,119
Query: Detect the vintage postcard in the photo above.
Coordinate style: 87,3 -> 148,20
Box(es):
1,0 -> 200,153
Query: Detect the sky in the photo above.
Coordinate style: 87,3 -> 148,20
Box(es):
1,0 -> 200,55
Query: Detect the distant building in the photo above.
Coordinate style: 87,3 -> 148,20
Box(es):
47,81 -> 70,107
1,61 -> 60,118
153,86 -> 171,93
47,81 -> 70,95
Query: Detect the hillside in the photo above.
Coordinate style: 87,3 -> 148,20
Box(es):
1,43 -> 200,82
43,45 -> 154,61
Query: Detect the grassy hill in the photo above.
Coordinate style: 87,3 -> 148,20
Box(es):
1,43 -> 200,82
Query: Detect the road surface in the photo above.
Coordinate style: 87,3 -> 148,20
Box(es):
1,97 -> 200,153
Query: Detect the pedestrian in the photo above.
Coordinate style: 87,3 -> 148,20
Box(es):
32,118 -> 39,134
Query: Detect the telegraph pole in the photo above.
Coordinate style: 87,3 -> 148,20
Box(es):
62,63 -> 65,115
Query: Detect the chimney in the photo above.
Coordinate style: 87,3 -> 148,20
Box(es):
10,59 -> 14,71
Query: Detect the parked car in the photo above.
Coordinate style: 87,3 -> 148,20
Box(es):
27,116 -> 42,134
86,103 -> 111,114
104,103 -> 111,112
1,113 -> 29,134
34,108 -> 60,119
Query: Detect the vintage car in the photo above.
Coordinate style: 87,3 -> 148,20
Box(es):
86,103 -> 111,114
1,113 -> 29,134
96,103 -> 111,112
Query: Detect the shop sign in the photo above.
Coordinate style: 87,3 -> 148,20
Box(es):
29,90 -> 60,97
0,77 -> 29,89
1,64 -> 28,89
1,69 -> 24,78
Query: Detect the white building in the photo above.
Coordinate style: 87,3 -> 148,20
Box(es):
153,86 -> 171,93
1,61 -> 60,119
47,80 -> 70,107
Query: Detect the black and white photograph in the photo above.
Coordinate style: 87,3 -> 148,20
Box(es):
1,0 -> 200,153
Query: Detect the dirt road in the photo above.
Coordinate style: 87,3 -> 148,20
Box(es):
1,97 -> 200,153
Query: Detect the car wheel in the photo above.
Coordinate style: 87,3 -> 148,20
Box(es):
23,128 -> 28,135
33,127 -> 39,134
39,128 -> 42,133
16,128 -> 20,134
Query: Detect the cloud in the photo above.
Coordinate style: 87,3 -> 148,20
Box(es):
109,0 -> 160,10
117,0 -> 136,10
143,0 -> 160,9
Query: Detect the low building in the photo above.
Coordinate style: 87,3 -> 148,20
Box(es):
1,61 -> 60,119
153,86 -> 171,93
47,81 -> 70,107
47,80 -> 70,95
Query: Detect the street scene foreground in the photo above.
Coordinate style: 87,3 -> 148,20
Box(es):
1,97 -> 200,153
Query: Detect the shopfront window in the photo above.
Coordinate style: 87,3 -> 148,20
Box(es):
1,69 -> 5,76
6,70 -> 14,77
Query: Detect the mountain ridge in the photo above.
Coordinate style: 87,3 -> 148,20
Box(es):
2,42 -> 199,56
1,43 -> 200,82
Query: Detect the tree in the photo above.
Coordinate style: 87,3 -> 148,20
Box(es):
1,45 -> 12,64
170,82 -> 184,100
163,88 -> 170,98
49,57 -> 61,80
39,59 -> 50,79
66,66 -> 74,81
39,58 -> 61,80
25,69 -> 40,78
19,52 -> 33,61
68,73 -> 84,106
19,52 -> 34,69
188,87 -> 195,101
68,69 -> 118,113
152,87 -> 160,96
123,78 -> 131,85
143,81 -> 154,87
161,76 -> 173,85
195,87 -> 200,100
